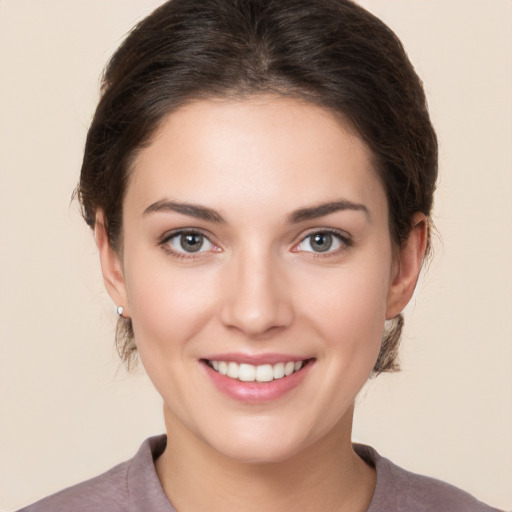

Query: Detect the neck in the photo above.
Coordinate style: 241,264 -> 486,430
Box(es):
155,404 -> 376,512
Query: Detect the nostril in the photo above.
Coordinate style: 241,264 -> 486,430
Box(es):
220,301 -> 294,336
218,258 -> 295,335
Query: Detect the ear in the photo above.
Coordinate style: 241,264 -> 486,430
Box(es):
386,213 -> 428,320
94,211 -> 129,317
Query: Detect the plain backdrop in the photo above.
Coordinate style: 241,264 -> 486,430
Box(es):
1,1 -> 511,510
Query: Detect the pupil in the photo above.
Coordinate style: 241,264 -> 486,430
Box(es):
181,233 -> 203,252
311,233 -> 332,252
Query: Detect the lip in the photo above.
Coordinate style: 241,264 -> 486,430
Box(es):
201,355 -> 315,403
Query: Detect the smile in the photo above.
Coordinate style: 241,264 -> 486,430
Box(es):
206,360 -> 306,383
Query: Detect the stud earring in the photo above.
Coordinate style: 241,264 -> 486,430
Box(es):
116,306 -> 124,317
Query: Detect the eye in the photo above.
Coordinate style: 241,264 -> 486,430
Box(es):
295,230 -> 348,254
165,231 -> 215,254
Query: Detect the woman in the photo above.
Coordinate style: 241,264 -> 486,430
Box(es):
16,0 -> 503,510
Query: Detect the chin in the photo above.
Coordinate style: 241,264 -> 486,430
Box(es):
198,413 -> 337,466
210,434 -> 307,465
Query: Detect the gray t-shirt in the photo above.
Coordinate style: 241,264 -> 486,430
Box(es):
18,435 -> 501,511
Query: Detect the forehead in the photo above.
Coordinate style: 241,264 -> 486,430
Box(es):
126,96 -> 387,221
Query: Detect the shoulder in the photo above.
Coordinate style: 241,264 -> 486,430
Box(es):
17,460 -> 130,512
17,435 -> 171,512
354,444 -> 502,512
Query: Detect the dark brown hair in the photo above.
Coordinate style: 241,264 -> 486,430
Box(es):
77,0 -> 438,372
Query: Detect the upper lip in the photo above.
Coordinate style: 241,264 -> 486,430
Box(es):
202,353 -> 312,365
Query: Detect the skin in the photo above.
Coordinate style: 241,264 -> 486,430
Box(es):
96,96 -> 427,512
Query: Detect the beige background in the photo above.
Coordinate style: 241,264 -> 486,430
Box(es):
1,1 -> 511,510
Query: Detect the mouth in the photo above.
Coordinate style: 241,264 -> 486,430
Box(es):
203,358 -> 313,383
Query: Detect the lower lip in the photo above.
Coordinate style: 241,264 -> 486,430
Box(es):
202,360 -> 314,403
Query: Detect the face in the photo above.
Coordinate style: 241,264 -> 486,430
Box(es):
99,96 -> 421,463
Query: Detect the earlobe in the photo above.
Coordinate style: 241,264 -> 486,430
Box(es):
386,213 -> 428,320
94,211 -> 129,317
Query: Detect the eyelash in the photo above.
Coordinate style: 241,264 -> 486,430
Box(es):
159,229 -> 217,260
294,229 -> 353,257
159,228 -> 353,260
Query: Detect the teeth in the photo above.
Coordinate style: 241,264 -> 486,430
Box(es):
256,364 -> 273,382
273,362 -> 285,379
208,359 -> 305,382
239,363 -> 256,382
227,362 -> 239,379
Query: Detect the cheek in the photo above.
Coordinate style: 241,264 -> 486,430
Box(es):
122,250 -> 218,355
302,255 -> 392,357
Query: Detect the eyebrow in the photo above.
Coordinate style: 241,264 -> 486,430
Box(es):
286,200 -> 370,223
143,200 -> 226,223
143,198 -> 370,224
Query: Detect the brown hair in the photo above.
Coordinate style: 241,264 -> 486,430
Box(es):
77,0 -> 437,373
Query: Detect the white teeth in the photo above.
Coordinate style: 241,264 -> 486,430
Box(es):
256,364 -> 274,382
227,362 -> 239,379
284,361 -> 295,376
208,359 -> 306,382
239,363 -> 256,382
273,362 -> 285,379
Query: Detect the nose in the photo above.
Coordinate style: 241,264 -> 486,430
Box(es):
219,248 -> 294,337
